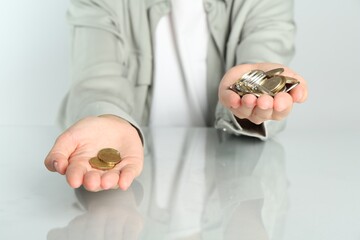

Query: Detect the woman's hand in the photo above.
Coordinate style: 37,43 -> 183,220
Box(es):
44,115 -> 144,192
219,63 -> 308,124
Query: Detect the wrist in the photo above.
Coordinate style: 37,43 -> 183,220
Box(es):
98,114 -> 130,125
98,114 -> 144,146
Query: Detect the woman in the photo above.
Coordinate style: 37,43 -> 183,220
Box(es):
44,0 -> 308,192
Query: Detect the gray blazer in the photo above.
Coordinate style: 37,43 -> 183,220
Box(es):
59,0 -> 296,140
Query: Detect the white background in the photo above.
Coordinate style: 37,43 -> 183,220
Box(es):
0,0 -> 359,130
0,1 -> 70,126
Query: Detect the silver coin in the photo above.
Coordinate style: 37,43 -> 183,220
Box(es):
284,77 -> 300,92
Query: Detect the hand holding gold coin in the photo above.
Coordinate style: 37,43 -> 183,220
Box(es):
44,115 -> 144,192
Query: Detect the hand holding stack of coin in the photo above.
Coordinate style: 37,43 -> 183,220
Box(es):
89,148 -> 122,170
229,68 -> 300,97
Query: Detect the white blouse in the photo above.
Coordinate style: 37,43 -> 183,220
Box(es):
149,0 -> 209,127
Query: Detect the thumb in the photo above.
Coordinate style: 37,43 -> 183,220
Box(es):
44,132 -> 77,175
220,88 -> 241,109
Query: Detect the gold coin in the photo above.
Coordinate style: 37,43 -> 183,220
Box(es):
89,157 -> 115,171
265,68 -> 284,78
97,148 -> 122,165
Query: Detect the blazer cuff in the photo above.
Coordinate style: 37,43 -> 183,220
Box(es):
59,101 -> 145,145
215,105 -> 286,140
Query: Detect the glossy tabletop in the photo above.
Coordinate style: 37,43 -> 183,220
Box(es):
0,126 -> 359,240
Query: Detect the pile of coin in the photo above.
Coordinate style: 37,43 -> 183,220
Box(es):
229,68 -> 300,97
89,148 -> 122,170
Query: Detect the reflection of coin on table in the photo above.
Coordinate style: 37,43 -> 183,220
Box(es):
229,68 -> 300,97
89,148 -> 122,170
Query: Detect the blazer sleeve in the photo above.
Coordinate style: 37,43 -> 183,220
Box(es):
215,0 -> 296,140
57,0 -> 144,141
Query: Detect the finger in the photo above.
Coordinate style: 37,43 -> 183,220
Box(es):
284,71 -> 308,103
44,132 -> 77,175
273,92 -> 293,120
118,163 -> 142,191
44,152 -> 70,175
273,92 -> 293,112
248,95 -> 274,124
66,163 -> 87,189
119,168 -> 135,191
234,94 -> 257,119
219,89 -> 241,109
290,82 -> 308,103
257,94 -> 274,110
101,171 -> 120,190
83,171 -> 102,192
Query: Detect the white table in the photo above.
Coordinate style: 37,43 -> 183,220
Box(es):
0,126 -> 359,239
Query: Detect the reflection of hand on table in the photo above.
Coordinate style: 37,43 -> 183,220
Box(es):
47,186 -> 143,240
44,115 -> 144,191
219,63 -> 308,124
213,136 -> 288,239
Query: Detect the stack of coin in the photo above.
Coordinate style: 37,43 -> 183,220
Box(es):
229,68 -> 300,97
89,148 -> 122,170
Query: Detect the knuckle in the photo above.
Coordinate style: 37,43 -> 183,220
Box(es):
248,116 -> 263,125
252,112 -> 266,121
234,110 -> 249,119
55,131 -> 72,144
252,119 -> 263,125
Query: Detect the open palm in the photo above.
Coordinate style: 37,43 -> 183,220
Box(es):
44,115 -> 144,191
219,63 -> 308,124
